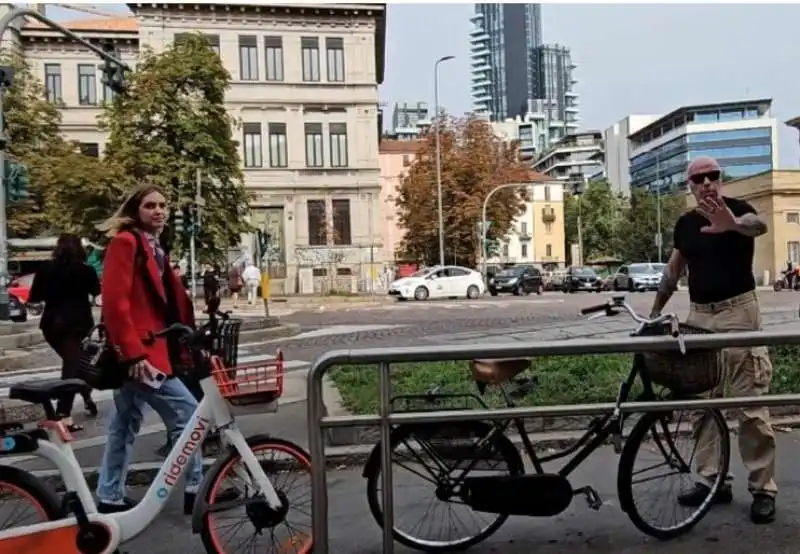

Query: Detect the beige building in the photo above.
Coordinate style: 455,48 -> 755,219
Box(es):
378,139 -> 422,263
10,3 -> 386,294
687,170 -> 800,284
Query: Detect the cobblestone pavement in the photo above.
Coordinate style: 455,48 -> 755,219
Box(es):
9,290 -> 800,371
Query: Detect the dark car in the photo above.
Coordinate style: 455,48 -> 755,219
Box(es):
489,265 -> 543,296
563,267 -> 602,293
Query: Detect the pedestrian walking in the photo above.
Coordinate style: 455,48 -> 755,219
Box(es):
242,261 -> 261,305
201,265 -> 219,310
650,155 -> 776,524
28,234 -> 100,430
227,263 -> 244,308
94,184 -> 206,515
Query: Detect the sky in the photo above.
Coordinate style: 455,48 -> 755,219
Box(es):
40,2 -> 800,169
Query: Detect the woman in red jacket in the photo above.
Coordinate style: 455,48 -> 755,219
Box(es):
94,184 -> 204,515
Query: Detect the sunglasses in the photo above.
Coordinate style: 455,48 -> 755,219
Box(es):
689,170 -> 721,185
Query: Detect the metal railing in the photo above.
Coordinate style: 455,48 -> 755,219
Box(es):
306,329 -> 800,553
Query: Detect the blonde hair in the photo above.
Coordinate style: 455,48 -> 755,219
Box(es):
97,184 -> 165,238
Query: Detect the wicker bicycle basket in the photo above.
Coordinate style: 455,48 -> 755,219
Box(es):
637,322 -> 723,395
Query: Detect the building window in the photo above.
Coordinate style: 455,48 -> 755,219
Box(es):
79,142 -> 99,157
103,81 -> 116,103
307,199 -> 326,246
301,37 -> 320,82
242,123 -> 262,168
521,244 -> 528,258
789,241 -> 800,265
77,64 -> 96,105
264,36 -> 284,81
305,123 -> 324,168
175,32 -> 219,56
520,222 -> 528,235
239,35 -> 258,81
787,212 -> 800,224
44,64 -> 62,103
329,123 -> 348,168
503,244 -> 509,257
326,37 -> 345,82
544,186 -> 551,201
546,244 -> 552,257
332,199 -> 351,245
205,34 -> 220,56
545,222 -> 553,234
268,123 -> 287,168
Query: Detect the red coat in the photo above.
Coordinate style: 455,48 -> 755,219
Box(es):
101,230 -> 195,375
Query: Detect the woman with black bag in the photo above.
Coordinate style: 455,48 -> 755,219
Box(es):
29,234 -> 100,431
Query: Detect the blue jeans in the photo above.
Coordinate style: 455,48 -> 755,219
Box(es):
96,378 -> 204,504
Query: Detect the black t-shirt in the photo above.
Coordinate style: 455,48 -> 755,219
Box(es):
673,196 -> 757,304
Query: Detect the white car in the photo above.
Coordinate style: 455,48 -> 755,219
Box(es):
388,265 -> 485,301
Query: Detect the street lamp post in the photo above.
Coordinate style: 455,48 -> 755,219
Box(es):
434,55 -> 454,267
568,173 -> 586,267
0,8 -> 129,320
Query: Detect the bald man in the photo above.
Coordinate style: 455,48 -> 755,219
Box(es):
649,156 -> 775,523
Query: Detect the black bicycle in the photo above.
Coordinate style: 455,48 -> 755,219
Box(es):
362,294 -> 731,551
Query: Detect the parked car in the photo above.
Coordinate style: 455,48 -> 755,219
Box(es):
612,263 -> 665,292
563,266 -> 603,293
8,273 -> 33,304
388,265 -> 485,301
488,265 -> 544,296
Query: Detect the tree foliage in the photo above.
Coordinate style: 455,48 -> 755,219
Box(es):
396,115 -> 532,267
101,34 -> 252,262
563,180 -> 688,265
615,187 -> 686,262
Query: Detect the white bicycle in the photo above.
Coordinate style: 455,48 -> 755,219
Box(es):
0,301 -> 313,554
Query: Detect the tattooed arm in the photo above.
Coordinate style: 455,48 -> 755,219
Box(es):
734,213 -> 768,238
650,249 -> 687,317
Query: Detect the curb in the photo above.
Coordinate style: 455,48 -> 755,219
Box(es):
0,350 -> 32,372
27,414 -> 800,492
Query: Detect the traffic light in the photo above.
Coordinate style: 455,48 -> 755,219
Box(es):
4,160 -> 29,203
99,42 -> 126,96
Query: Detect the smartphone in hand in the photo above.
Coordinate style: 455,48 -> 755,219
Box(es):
141,366 -> 167,390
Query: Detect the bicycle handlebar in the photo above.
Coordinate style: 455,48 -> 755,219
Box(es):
580,294 -> 681,338
150,308 -> 231,350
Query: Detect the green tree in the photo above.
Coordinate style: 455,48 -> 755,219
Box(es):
396,114 -> 532,266
2,56 -> 65,237
100,34 -> 252,261
615,188 -> 686,262
563,180 -> 623,264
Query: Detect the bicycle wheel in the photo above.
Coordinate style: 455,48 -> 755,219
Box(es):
365,421 -> 524,553
0,465 -> 63,529
617,407 -> 730,540
198,435 -> 313,554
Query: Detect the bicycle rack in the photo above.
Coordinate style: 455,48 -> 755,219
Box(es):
307,328 -> 800,554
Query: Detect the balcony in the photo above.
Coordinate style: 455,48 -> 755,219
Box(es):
542,206 -> 556,223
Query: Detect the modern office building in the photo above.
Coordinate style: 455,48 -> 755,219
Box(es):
533,131 -> 604,182
602,114 -> 661,196
390,101 -> 430,140
628,99 -> 778,194
15,3 -> 387,294
470,3 -> 543,120
530,43 -> 579,141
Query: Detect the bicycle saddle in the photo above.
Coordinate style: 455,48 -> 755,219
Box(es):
9,378 -> 92,405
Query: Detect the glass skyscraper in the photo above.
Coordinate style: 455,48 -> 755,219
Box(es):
470,3 -> 543,120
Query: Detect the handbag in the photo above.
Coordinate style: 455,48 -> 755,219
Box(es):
76,324 -> 135,390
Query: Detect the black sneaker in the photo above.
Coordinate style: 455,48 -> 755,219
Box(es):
677,482 -> 733,507
751,494 -> 775,524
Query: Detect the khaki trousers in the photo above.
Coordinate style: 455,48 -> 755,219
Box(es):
687,290 -> 777,497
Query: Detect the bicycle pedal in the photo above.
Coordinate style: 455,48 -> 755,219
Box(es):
576,486 -> 603,510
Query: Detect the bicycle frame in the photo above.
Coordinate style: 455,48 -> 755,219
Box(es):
0,374 -> 283,550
